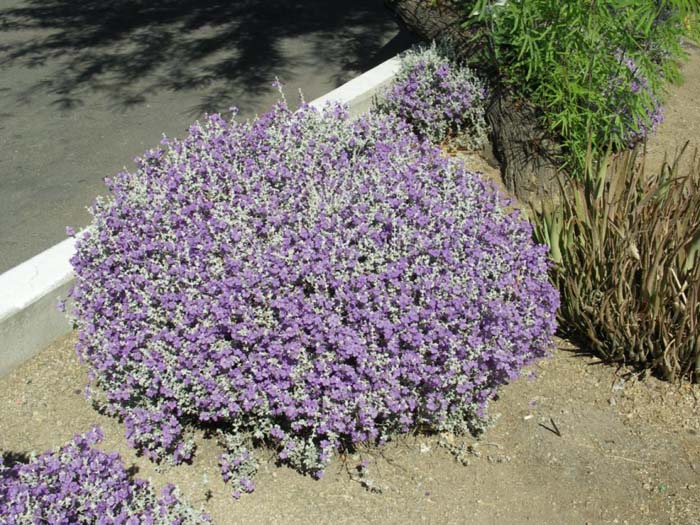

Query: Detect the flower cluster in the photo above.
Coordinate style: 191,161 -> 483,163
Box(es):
68,99 -> 558,495
375,42 -> 488,149
217,431 -> 258,500
0,428 -> 209,524
610,51 -> 664,146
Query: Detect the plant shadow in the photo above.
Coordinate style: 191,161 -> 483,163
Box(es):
1,450 -> 31,468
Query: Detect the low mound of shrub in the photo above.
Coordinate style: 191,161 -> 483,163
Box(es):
68,100 -> 558,496
0,427 -> 209,524
532,145 -> 700,382
374,42 -> 488,149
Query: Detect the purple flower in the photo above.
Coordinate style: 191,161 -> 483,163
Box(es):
0,428 -> 209,523
609,50 -> 665,146
375,42 -> 488,149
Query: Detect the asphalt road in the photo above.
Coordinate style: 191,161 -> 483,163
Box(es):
0,0 -> 413,272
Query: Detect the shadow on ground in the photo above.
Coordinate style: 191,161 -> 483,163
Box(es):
0,0 -> 410,116
1,450 -> 30,468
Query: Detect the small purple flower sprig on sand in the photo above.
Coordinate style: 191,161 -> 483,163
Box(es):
375,42 -> 488,150
68,97 -> 558,498
0,427 -> 210,524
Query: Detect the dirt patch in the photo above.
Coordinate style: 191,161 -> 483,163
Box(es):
1,334 -> 698,524
2,43 -> 699,525
645,42 -> 700,175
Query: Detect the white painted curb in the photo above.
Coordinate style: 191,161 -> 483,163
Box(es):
310,56 -> 401,115
0,238 -> 77,376
0,55 -> 401,377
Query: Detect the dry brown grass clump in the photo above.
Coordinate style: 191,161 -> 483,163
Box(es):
532,143 -> 700,382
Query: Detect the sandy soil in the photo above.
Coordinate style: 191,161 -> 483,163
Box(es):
645,42 -> 700,174
1,334 -> 697,524
1,44 -> 699,525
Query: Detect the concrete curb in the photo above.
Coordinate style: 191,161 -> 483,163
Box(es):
0,238 -> 76,376
310,56 -> 400,116
0,55 -> 400,377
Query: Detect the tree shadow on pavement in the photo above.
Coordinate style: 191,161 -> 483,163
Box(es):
0,0 -> 412,116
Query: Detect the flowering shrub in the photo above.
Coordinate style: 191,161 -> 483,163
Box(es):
0,427 -> 209,524
375,42 -> 488,149
609,51 -> 664,147
68,99 -> 558,496
462,0 -> 690,172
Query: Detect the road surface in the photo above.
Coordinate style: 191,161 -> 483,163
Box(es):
0,0 -> 413,272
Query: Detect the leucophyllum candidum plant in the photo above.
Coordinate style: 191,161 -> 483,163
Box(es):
67,98 -> 558,498
0,427 -> 209,524
375,42 -> 488,150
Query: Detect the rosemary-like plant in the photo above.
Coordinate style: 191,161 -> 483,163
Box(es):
463,0 -> 699,173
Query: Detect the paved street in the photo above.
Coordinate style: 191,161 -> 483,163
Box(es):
0,0 -> 411,272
